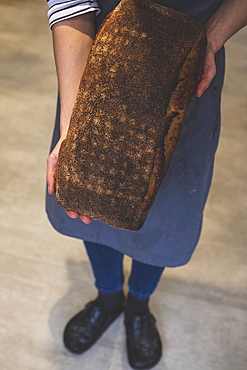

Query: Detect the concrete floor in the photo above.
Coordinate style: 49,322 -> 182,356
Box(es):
0,1 -> 246,369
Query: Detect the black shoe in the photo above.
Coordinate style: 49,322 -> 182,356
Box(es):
125,311 -> 162,369
63,298 -> 123,354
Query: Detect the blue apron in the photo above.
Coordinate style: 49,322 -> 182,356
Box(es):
46,0 -> 225,267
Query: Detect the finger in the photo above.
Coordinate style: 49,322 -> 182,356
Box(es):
196,50 -> 216,98
46,154 -> 57,194
79,215 -> 92,224
65,210 -> 80,219
65,210 -> 92,224
196,72 -> 215,97
197,62 -> 216,97
196,78 -> 209,98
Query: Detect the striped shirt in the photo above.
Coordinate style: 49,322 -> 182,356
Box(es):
47,0 -> 101,28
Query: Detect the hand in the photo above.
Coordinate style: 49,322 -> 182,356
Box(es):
46,137 -> 92,224
196,44 -> 217,98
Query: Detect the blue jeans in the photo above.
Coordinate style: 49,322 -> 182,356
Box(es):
84,241 -> 164,299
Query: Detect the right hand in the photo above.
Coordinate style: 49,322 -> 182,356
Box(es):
46,137 -> 92,224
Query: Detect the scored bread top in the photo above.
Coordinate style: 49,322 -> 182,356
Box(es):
55,0 -> 206,230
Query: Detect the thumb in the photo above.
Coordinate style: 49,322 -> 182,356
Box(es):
46,152 -> 58,195
196,47 -> 216,98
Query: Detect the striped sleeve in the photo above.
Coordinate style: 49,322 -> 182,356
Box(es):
47,0 -> 101,28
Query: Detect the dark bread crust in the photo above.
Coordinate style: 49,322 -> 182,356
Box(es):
55,0 -> 207,230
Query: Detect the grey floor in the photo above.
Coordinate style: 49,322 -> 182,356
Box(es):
0,1 -> 246,369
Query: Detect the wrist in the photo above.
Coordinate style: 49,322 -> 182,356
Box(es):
59,105 -> 75,137
60,117 -> 71,138
205,23 -> 224,54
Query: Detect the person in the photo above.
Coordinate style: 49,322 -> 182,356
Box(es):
45,0 -> 247,368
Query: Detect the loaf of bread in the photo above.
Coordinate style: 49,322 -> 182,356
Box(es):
55,0 -> 207,230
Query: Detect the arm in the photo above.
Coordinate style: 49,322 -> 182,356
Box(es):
46,13 -> 95,224
196,0 -> 247,97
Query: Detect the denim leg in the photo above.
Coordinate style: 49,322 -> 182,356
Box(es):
128,259 -> 165,299
84,241 -> 124,294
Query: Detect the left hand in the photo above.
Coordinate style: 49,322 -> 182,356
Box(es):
196,44 -> 217,98
196,0 -> 247,97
